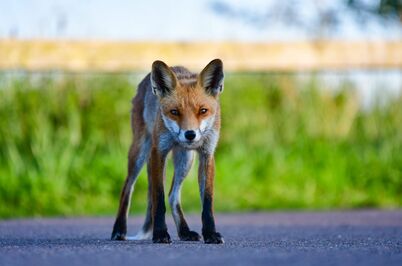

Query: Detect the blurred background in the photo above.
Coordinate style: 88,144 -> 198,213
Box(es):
0,0 -> 401,218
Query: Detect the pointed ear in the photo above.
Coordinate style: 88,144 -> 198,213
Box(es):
151,60 -> 177,97
199,59 -> 224,96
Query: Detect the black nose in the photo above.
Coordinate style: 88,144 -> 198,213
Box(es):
184,130 -> 196,141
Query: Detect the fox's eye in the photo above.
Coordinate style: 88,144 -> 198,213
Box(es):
200,108 -> 208,114
170,109 -> 179,116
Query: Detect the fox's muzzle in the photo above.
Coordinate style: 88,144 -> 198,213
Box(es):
184,130 -> 196,141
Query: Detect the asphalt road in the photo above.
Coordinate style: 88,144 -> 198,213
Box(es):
0,210 -> 401,266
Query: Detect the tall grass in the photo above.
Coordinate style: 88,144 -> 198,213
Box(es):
0,72 -> 401,218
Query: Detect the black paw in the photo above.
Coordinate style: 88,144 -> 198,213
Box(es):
203,232 -> 224,244
152,229 -> 172,244
179,230 -> 202,241
111,231 -> 126,241
111,220 -> 127,241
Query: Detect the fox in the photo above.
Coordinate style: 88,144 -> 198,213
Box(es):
111,59 -> 225,244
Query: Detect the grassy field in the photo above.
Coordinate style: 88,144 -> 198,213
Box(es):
0,72 -> 401,218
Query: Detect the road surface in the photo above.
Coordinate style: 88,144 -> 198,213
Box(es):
0,210 -> 401,266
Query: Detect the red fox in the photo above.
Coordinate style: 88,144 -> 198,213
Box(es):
111,59 -> 224,244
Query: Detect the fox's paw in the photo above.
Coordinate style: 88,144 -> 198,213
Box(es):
111,231 -> 126,241
111,219 -> 127,241
179,230 -> 201,241
152,229 -> 172,244
203,232 -> 224,244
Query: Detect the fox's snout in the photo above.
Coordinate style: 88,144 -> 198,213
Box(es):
178,127 -> 202,144
184,130 -> 196,141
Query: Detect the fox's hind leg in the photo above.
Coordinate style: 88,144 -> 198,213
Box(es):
129,162 -> 153,240
111,134 -> 151,240
169,147 -> 201,241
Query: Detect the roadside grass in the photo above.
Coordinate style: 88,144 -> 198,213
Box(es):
0,72 -> 401,218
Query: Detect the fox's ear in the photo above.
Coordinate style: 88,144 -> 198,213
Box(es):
151,60 -> 177,97
199,59 -> 224,96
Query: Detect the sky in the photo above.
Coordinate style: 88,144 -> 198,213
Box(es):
1,0 -> 401,41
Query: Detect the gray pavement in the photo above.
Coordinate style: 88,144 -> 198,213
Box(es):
0,210 -> 401,266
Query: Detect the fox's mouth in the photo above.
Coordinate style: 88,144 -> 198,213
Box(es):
178,139 -> 201,149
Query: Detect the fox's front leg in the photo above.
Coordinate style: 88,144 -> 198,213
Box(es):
150,146 -> 171,244
169,148 -> 201,241
198,153 -> 224,244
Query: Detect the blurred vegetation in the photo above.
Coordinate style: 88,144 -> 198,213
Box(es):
348,0 -> 402,21
0,73 -> 401,218
212,0 -> 402,38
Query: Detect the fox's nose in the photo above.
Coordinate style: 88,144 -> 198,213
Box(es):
184,130 -> 196,141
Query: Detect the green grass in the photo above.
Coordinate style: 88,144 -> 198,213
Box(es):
0,72 -> 401,218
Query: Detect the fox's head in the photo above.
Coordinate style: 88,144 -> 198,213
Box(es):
151,59 -> 224,148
